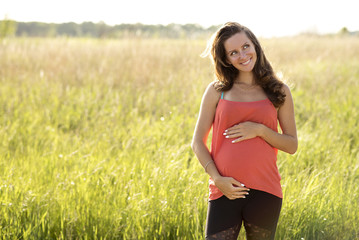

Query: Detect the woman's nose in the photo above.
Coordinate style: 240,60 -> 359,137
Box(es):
238,51 -> 246,59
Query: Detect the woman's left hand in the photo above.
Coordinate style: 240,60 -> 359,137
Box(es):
223,121 -> 262,143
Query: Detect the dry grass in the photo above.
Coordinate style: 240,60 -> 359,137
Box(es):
0,36 -> 358,239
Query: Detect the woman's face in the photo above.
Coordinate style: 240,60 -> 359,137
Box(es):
223,31 -> 257,73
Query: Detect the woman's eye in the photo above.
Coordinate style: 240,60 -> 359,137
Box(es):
230,51 -> 237,56
243,44 -> 250,49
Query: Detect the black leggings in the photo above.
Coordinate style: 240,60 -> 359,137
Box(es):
206,189 -> 282,240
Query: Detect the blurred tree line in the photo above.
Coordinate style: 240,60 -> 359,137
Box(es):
0,18 -> 17,38
0,20 -> 219,39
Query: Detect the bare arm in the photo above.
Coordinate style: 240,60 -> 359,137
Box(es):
261,84 -> 298,153
191,82 -> 249,199
191,82 -> 221,179
224,84 -> 298,154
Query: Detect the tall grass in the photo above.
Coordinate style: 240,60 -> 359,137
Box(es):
0,36 -> 358,239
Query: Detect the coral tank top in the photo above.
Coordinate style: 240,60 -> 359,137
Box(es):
209,95 -> 282,200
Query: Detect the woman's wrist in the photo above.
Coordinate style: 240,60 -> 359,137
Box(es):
257,123 -> 266,138
212,174 -> 223,183
204,160 -> 214,172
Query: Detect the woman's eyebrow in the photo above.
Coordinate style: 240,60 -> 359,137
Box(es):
241,42 -> 249,47
227,42 -> 249,53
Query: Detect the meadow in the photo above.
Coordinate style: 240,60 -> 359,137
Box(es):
0,35 -> 358,239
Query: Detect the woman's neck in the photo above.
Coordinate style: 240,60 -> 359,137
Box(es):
234,72 -> 256,85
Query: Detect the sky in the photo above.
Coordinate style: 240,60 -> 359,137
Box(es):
1,0 -> 359,37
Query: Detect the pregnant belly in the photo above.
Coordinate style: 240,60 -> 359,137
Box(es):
214,137 -> 277,181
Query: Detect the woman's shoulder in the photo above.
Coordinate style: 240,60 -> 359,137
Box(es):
204,81 -> 221,99
278,83 -> 294,111
201,81 -> 222,106
281,83 -> 293,99
281,83 -> 291,93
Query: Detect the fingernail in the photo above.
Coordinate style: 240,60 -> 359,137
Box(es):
225,130 -> 228,132
242,196 -> 246,198
246,192 -> 249,195
226,136 -> 229,138
241,184 -> 245,187
232,140 -> 235,143
223,132 -> 227,135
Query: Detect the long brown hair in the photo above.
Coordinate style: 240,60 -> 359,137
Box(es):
202,22 -> 286,108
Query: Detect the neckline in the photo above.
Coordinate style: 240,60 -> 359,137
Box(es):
220,98 -> 269,103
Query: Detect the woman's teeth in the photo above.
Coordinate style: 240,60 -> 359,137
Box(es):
241,59 -> 251,65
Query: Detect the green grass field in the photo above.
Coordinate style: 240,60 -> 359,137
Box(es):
0,36 -> 358,239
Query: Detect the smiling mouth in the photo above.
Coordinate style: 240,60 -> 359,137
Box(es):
240,58 -> 251,65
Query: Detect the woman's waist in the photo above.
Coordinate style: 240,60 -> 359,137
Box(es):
213,138 -> 276,167
212,152 -> 280,189
212,137 -> 276,158
214,153 -> 277,172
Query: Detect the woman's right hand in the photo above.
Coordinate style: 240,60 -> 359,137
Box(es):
213,176 -> 250,200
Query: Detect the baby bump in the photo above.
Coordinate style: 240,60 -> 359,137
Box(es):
214,137 -> 277,179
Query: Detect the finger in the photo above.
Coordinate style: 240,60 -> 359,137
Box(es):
224,124 -> 241,132
228,189 -> 249,199
235,190 -> 250,197
224,129 -> 243,137
223,130 -> 236,136
231,181 -> 251,192
231,137 -> 245,143
224,133 -> 242,139
233,193 -> 247,199
231,178 -> 245,187
233,188 -> 250,194
237,194 -> 247,199
226,194 -> 235,200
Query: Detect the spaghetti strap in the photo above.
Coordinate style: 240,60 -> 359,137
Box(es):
221,92 -> 224,99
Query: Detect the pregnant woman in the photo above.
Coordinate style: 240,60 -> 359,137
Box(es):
191,22 -> 297,240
